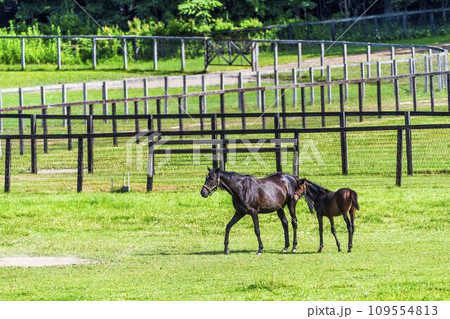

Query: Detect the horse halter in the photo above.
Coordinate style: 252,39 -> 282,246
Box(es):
202,174 -> 221,195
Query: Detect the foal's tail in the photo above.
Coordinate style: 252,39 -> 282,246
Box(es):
350,190 -> 360,210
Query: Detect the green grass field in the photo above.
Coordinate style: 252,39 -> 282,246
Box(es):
0,39 -> 449,301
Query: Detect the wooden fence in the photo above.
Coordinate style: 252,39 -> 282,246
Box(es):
0,111 -> 449,192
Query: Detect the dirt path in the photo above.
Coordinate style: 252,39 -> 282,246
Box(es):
0,256 -> 94,267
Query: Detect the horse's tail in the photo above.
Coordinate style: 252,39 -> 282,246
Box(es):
350,190 -> 360,210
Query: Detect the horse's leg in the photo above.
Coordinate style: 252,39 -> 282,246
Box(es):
224,212 -> 244,254
328,216 -> 341,252
287,200 -> 298,252
251,212 -> 264,255
276,209 -> 290,253
317,213 -> 324,253
349,206 -> 356,251
343,211 -> 353,253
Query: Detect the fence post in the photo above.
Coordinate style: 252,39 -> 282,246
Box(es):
102,82 -> 108,123
326,65 -> 332,104
180,39 -> 185,71
238,73 -> 243,111
4,139 -> 11,192
320,43 -> 325,77
412,76 -> 417,111
367,45 -> 372,78
405,112 -> 413,176
199,96 -> 204,132
340,112 -> 348,175
424,56 -> 429,93
112,102 -> 117,147
57,37 -> 62,70
123,80 -> 128,115
147,115 -> 154,192
430,75 -> 435,112
281,88 -> 287,129
83,83 -> 88,118
161,76 -> 168,115
360,62 -> 365,100
18,87 -> 24,156
178,97 -> 183,138
31,115 -> 37,174
437,54 -> 442,91
134,101 -> 140,142
261,89 -> 266,129
301,86 -> 306,128
240,90 -> 246,130
377,60 -> 381,78
122,38 -> 128,69
273,42 -> 278,71
292,68 -> 298,108
309,67 -> 314,106
40,87 -> 48,153
143,78 -> 148,115
293,132 -> 300,177
62,84 -> 67,127
393,60 -> 399,111
201,75 -> 207,113
220,93 -> 225,127
274,70 -> 279,108
297,42 -> 302,70
153,39 -> 158,70
396,129 -> 403,187
21,37 -> 26,70
0,90 -> 2,134
358,82 -> 363,122
274,114 -> 282,172
377,80 -> 382,117
67,104 -> 72,151
92,38 -> 96,69
343,44 -> 348,100
77,138 -> 84,193
87,115 -> 94,173
391,46 -> 395,76
448,74 -> 450,112
339,83 -> 344,113
320,86 -> 325,127
156,99 -> 161,132
183,75 -> 188,113
256,71 -> 262,110
211,114 -> 218,169
409,58 -> 414,94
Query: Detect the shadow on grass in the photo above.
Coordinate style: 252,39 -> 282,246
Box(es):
135,249 -> 316,256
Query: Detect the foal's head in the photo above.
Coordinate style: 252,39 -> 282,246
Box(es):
293,178 -> 307,201
201,167 -> 221,198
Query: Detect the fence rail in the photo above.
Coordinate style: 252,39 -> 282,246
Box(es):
1,109 -> 448,192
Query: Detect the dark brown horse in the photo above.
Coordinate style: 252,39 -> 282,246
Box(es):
293,179 -> 359,253
201,168 -> 299,255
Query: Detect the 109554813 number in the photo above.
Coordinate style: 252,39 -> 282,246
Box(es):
368,305 -> 438,316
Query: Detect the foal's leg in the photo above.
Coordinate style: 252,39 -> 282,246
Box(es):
328,216 -> 341,252
287,201 -> 298,252
317,213 -> 324,253
224,212 -> 244,254
251,212 -> 264,255
343,211 -> 353,253
276,209 -> 290,253
349,206 -> 356,251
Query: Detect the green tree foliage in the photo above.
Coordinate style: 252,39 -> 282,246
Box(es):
0,0 -> 447,35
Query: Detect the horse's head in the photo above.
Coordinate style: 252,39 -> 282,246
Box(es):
293,178 -> 307,201
201,167 -> 221,198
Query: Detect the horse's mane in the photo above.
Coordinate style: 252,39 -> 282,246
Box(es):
303,179 -> 332,214
305,179 -> 332,194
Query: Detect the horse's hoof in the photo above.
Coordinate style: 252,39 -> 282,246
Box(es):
317,248 -> 323,253
347,249 -> 352,253
292,248 -> 297,253
257,251 -> 262,256
224,249 -> 230,255
282,249 -> 287,254
338,249 -> 342,252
